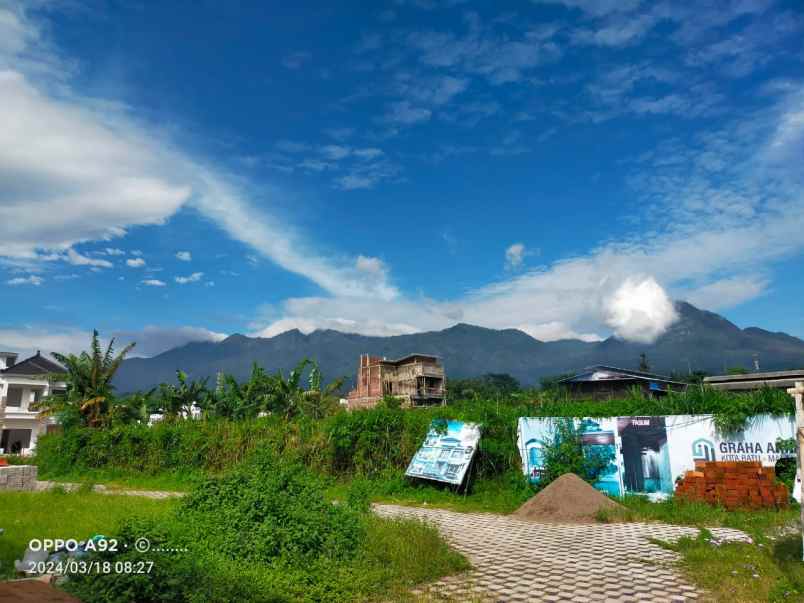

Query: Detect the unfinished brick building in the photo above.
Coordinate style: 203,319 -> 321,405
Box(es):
346,353 -> 447,410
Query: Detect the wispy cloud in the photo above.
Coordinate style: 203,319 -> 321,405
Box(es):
0,5 -> 401,302
383,100 -> 432,125
253,82 -> 804,342
141,279 -> 166,287
175,251 -> 191,261
0,325 -> 227,358
281,51 -> 312,70
7,274 -> 43,286
175,271 -> 203,284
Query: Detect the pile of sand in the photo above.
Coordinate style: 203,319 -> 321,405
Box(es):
512,473 -> 624,523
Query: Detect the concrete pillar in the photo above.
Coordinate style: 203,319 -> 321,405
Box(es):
788,381 -> 804,560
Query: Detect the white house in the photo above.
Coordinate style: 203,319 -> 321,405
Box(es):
0,351 -> 66,454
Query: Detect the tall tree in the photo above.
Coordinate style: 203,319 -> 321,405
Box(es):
38,330 -> 135,428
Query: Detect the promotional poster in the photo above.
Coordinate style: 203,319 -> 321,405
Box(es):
406,420 -> 481,486
517,414 -> 797,499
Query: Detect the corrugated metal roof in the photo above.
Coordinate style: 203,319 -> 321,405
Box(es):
558,365 -> 685,385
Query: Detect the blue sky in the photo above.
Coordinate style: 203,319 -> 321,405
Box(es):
1,0 -> 803,358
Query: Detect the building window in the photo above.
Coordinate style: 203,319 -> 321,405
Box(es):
6,387 -> 23,407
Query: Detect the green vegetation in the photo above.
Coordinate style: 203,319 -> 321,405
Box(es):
536,418 -> 611,488
62,451 -> 468,603
17,332 -> 800,601
0,490 -> 175,579
597,496 -> 804,602
35,330 -> 137,428
447,373 -> 521,400
668,532 -> 803,603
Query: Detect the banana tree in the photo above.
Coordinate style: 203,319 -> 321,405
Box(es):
155,370 -> 210,420
37,330 -> 135,428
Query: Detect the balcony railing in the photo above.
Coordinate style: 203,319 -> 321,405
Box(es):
412,387 -> 446,398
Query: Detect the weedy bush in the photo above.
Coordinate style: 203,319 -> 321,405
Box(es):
536,418 -> 612,489
63,450 -> 466,602
36,387 -> 793,492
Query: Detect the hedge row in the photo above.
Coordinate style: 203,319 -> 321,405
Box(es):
36,388 -> 794,481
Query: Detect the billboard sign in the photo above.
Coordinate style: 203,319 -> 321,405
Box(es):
517,414 -> 796,499
406,419 -> 481,486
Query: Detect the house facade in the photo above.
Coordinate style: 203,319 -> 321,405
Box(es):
0,351 -> 66,454
346,353 -> 447,410
557,365 -> 687,400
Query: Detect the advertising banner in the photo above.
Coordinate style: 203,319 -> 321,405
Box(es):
406,419 -> 481,485
517,414 -> 797,499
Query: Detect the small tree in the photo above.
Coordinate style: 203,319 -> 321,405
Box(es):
155,370 -> 210,420
639,353 -> 650,372
538,419 -> 612,489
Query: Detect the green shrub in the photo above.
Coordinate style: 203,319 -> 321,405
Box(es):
63,453 -> 465,602
36,388 -> 793,495
537,418 -> 611,488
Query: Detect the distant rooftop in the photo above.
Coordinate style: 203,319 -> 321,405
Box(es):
704,369 -> 804,391
0,351 -> 65,376
385,353 -> 441,365
559,365 -> 685,385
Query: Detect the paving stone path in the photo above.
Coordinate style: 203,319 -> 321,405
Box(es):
374,504 -> 751,602
34,481 -> 185,499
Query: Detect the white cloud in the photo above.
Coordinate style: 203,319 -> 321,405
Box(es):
533,0 -> 641,18
603,277 -> 678,343
0,70 -> 190,259
504,243 -> 527,270
320,145 -> 352,160
352,148 -> 384,160
252,85 -> 804,342
406,14 -> 560,86
0,6 -> 399,304
104,248 -> 125,256
7,274 -> 43,286
684,275 -> 770,311
383,101 -> 432,125
174,271 -> 203,284
141,279 -> 166,287
126,257 -> 146,268
0,325 -> 227,359
131,250 -> 143,256
175,251 -> 191,261
65,249 -> 112,268
516,321 -> 603,342
111,325 -> 227,357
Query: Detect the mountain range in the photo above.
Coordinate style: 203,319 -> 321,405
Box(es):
114,302 -> 804,393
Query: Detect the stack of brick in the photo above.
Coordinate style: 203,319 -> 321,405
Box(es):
675,460 -> 788,510
0,465 -> 38,491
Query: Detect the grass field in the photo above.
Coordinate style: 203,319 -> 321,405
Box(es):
328,471 -> 534,515
0,489 -> 176,579
36,466 -> 203,493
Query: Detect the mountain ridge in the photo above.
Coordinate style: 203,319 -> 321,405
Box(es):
113,302 -> 804,393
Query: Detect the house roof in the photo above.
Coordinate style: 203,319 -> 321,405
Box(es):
558,365 -> 685,386
384,353 -> 441,366
0,351 -> 65,376
703,369 -> 804,391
